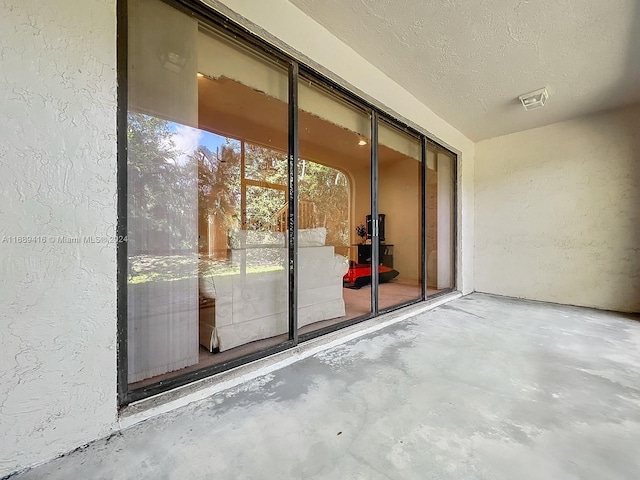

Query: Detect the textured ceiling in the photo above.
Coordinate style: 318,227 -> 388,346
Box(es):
289,0 -> 640,140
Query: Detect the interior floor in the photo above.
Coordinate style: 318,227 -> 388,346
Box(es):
24,293 -> 640,479
129,282 -> 449,389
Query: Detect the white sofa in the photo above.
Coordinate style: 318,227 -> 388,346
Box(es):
199,228 -> 348,352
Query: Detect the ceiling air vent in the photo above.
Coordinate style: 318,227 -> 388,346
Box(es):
519,88 -> 548,111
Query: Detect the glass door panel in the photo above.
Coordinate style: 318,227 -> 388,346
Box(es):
377,121 -> 423,310
426,148 -> 455,294
195,26 -> 291,376
297,76 -> 372,335
126,0 -> 290,389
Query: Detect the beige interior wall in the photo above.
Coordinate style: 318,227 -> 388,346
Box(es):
436,152 -> 455,288
475,103 -> 640,312
349,165 -> 371,258
426,161 -> 438,287
379,158 -> 421,284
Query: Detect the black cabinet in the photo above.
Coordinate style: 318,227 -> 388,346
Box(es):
356,244 -> 371,264
355,243 -> 394,268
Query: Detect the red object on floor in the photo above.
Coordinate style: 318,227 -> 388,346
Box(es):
343,262 -> 399,288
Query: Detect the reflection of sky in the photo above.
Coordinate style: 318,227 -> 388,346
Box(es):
167,121 -> 230,164
200,130 -> 228,152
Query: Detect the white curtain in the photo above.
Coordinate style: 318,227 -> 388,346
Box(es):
126,0 -> 199,383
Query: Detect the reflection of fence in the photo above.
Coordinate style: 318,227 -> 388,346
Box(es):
273,200 -> 318,231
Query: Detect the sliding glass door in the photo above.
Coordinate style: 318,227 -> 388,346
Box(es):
126,0 -> 290,389
120,0 -> 457,403
376,121 -> 423,310
426,147 -> 456,294
296,75 -> 372,335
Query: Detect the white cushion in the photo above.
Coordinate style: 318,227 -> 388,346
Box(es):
298,227 -> 327,247
198,260 -> 217,299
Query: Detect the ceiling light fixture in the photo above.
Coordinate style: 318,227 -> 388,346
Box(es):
519,87 -> 548,111
358,139 -> 367,146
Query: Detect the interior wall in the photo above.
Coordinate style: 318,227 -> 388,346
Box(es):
436,152 -> 455,289
350,165 -> 372,253
475,103 -> 640,313
426,165 -> 438,286
0,0 -> 118,477
379,158 -> 421,284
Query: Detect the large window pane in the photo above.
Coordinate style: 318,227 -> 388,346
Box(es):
297,78 -> 371,334
127,0 -> 289,388
426,148 -> 456,293
377,122 -> 422,310
123,0 -> 459,398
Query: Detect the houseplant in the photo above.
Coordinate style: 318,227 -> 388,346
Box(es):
355,223 -> 367,244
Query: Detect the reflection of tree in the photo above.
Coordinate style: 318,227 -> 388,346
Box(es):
195,140 -> 241,257
246,186 -> 286,231
299,160 -> 349,246
127,113 -> 197,253
196,142 -> 241,233
243,143 -> 287,232
128,113 -> 350,258
245,143 -> 287,186
242,143 -> 350,245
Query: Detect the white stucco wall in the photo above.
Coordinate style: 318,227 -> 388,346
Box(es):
0,0 -> 118,476
0,0 -> 474,475
475,104 -> 640,313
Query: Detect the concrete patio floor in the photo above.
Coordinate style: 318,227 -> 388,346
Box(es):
12,293 -> 640,479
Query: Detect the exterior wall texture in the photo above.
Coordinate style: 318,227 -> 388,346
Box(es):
475,104 -> 640,313
0,0 -> 119,476
0,0 -> 474,475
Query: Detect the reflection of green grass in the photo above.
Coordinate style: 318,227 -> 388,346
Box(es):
128,254 -> 284,285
